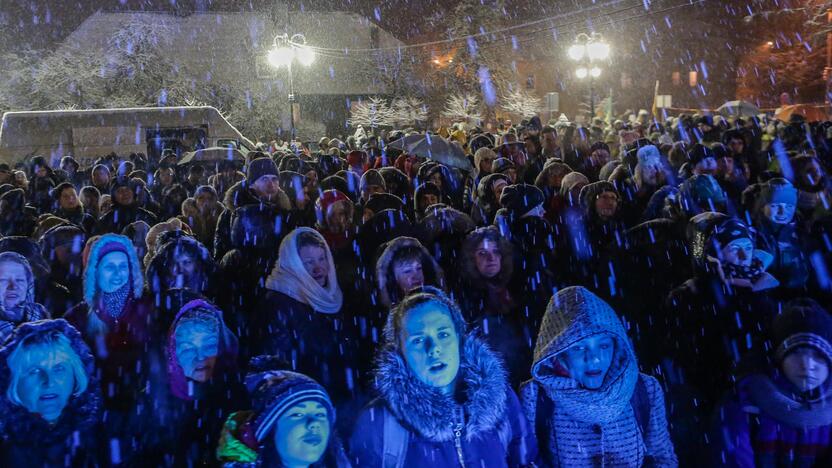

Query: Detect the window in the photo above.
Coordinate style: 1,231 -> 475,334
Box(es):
526,74 -> 535,89
672,71 -> 681,86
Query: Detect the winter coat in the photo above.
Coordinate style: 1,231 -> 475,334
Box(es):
251,290 -> 358,402
456,227 -> 530,387
520,287 -> 677,467
54,206 -> 97,235
713,373 -> 832,468
140,299 -> 246,466
0,252 -> 50,343
349,315 -> 537,467
96,203 -> 157,235
754,218 -> 809,292
0,319 -> 102,467
212,180 -> 291,260
64,234 -> 159,413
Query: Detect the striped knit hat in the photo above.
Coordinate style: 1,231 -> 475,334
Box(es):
244,356 -> 335,442
773,298 -> 832,365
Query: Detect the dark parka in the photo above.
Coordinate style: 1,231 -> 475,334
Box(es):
0,319 -> 102,467
349,289 -> 537,467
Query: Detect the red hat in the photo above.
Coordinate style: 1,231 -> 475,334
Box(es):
316,189 -> 350,214
346,150 -> 367,167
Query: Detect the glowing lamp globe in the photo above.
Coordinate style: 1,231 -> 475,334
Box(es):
587,41 -> 610,61
568,44 -> 585,61
576,67 -> 588,79
268,46 -> 294,68
295,46 -> 316,66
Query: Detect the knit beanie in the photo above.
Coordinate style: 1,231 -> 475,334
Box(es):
590,142 -> 610,154
500,183 -> 545,217
680,174 -> 726,208
772,298 -> 832,365
709,217 -> 753,252
245,356 -> 335,442
360,169 -> 386,193
246,158 -> 279,186
316,189 -> 350,214
759,178 -> 798,206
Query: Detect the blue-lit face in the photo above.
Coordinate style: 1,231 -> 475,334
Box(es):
13,344 -> 77,423
174,320 -> 219,383
96,251 -> 129,294
763,202 -> 796,225
274,401 -> 330,467
559,334 -> 615,390
400,303 -> 460,394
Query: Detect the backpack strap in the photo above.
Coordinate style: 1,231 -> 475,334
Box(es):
630,375 -> 651,438
382,406 -> 409,468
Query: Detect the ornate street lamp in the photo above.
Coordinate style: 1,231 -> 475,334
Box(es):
268,33 -> 316,139
568,32 -> 610,117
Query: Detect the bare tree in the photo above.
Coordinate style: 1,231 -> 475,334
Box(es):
348,96 -> 394,129
500,88 -> 542,118
441,93 -> 482,126
390,97 -> 428,128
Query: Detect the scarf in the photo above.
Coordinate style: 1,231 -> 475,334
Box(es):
99,283 -> 131,319
744,373 -> 832,429
265,227 -> 342,314
722,257 -> 765,283
537,336 -> 639,425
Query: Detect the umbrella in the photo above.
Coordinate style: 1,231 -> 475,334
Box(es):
716,100 -> 760,117
404,135 -> 473,171
387,133 -> 426,151
775,104 -> 830,123
178,147 -> 245,165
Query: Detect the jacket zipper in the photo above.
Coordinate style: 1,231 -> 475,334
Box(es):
453,408 -> 466,468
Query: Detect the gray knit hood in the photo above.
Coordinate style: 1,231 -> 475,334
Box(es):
531,286 -> 639,423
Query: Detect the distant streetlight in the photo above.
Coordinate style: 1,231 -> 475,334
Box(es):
568,32 -> 610,117
268,33 -> 316,139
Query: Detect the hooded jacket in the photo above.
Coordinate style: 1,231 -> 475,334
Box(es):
0,252 -> 49,343
0,319 -> 102,467
520,286 -> 677,467
374,236 -> 445,308
145,232 -> 216,299
349,290 -> 537,467
140,298 -> 244,465
64,234 -> 156,411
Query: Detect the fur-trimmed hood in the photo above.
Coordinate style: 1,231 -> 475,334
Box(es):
376,291 -> 509,442
146,232 -> 216,295
0,319 -> 101,445
375,236 -> 445,308
82,234 -> 143,305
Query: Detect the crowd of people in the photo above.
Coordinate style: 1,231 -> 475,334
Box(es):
0,108 -> 831,467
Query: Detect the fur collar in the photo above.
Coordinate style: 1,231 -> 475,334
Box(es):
375,333 -> 508,442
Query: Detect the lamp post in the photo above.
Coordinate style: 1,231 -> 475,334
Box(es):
268,33 -> 316,140
568,33 -> 610,118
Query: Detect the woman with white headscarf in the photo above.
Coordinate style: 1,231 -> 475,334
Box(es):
252,228 -> 356,401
